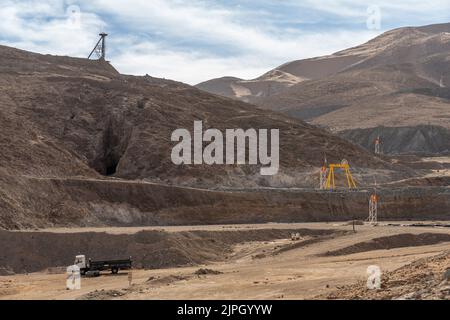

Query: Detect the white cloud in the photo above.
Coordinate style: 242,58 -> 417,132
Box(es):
0,0 -> 448,84
111,30 -> 378,84
0,0 -> 105,57
80,0 -> 381,83
296,0 -> 450,18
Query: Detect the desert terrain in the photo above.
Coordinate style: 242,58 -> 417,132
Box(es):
0,22 -> 449,301
0,221 -> 449,300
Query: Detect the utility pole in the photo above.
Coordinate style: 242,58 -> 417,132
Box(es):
368,178 -> 378,225
88,32 -> 108,60
319,155 -> 328,190
368,194 -> 378,224
374,135 -> 382,155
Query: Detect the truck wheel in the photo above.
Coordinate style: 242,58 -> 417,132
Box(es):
111,267 -> 119,274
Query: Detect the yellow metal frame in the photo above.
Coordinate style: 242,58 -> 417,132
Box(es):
325,163 -> 357,190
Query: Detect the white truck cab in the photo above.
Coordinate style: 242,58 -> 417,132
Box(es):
74,255 -> 87,269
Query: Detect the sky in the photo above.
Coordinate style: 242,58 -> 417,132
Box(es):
0,0 -> 449,84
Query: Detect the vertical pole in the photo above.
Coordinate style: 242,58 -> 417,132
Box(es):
320,168 -> 323,190
101,34 -> 106,60
326,167 -> 332,190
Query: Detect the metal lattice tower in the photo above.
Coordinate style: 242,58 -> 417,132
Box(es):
320,166 -> 328,190
88,33 -> 108,60
368,178 -> 378,225
374,135 -> 382,155
368,194 -> 378,224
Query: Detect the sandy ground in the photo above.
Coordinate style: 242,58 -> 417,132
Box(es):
1,222 -> 450,300
24,221 -> 450,234
19,222 -> 345,234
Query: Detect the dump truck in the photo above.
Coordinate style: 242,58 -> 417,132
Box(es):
74,255 -> 132,276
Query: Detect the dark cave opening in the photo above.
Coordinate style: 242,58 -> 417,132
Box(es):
100,140 -> 123,176
105,158 -> 118,176
93,118 -> 130,177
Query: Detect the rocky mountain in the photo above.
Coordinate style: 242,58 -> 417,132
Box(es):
197,23 -> 450,155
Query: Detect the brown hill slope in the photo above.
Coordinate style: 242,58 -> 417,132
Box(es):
197,23 -> 450,155
196,48 -> 363,103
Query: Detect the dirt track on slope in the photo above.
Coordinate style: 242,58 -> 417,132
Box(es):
324,233 -> 450,256
2,174 -> 449,230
